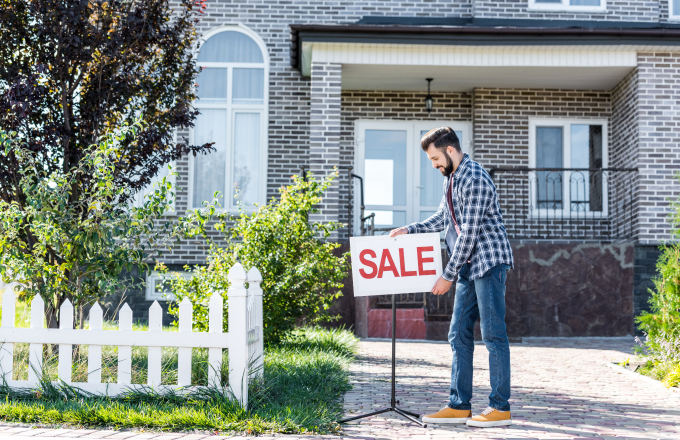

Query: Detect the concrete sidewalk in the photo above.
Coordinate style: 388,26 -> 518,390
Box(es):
1,337 -> 679,439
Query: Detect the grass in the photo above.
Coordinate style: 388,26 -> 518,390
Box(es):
0,296 -> 358,434
637,360 -> 680,388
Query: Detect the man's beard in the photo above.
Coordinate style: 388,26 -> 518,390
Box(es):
438,153 -> 454,177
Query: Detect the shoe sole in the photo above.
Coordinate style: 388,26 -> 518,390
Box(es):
466,419 -> 512,427
422,417 -> 471,424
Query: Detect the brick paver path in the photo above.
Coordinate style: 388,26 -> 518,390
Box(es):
1,337 -> 679,439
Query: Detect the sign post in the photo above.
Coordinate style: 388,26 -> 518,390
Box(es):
339,233 -> 442,427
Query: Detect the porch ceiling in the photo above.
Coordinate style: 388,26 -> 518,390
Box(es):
341,64 -> 635,92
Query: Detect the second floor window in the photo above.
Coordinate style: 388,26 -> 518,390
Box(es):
191,28 -> 268,211
529,0 -> 605,12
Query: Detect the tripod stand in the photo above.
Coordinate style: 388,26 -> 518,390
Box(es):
339,294 -> 426,427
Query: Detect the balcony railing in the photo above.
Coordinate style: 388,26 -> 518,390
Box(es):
489,167 -> 638,241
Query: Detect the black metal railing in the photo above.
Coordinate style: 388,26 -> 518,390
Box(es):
489,167 -> 638,241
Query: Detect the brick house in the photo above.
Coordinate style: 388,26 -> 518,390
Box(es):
120,0 -> 680,339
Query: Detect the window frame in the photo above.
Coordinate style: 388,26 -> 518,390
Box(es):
528,0 -> 606,13
188,25 -> 269,213
670,0 -> 680,20
528,118 -> 609,219
145,270 -> 191,301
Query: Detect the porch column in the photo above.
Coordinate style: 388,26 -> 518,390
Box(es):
636,52 -> 680,244
309,62 -> 342,238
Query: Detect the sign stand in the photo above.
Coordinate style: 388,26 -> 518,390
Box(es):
339,294 -> 426,428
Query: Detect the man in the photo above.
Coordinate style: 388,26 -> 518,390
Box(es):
389,127 -> 514,428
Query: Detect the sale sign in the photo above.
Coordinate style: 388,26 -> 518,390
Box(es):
350,233 -> 443,297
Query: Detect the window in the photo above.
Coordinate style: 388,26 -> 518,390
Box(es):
132,164 -> 175,212
528,0 -> 606,12
191,27 -> 268,211
529,119 -> 608,217
145,271 -> 191,301
671,0 -> 680,19
354,120 -> 472,236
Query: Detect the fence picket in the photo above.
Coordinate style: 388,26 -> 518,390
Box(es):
0,286 -> 16,382
247,267 -> 264,378
58,299 -> 74,383
178,297 -> 192,387
88,303 -> 103,384
228,263 -> 248,404
28,295 -> 44,385
118,304 -> 132,385
148,301 -> 162,387
208,290 -> 224,388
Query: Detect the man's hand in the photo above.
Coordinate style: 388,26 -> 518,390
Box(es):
431,276 -> 452,296
389,226 -> 408,237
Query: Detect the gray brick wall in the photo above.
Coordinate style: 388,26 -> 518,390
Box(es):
636,52 -> 680,244
474,0 -> 659,21
611,69 -> 640,241
310,62 -> 342,238
158,0 -> 680,263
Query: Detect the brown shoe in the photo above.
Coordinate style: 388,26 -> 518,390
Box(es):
422,406 -> 472,424
466,407 -> 512,427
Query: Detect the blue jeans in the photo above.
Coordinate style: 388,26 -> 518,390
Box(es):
447,262 -> 511,412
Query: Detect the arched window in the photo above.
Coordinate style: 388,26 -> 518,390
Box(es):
191,27 -> 268,210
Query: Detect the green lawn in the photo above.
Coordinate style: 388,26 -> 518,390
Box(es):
0,295 -> 357,434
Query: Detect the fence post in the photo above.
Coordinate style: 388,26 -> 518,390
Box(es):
0,285 -> 16,383
177,297 -> 192,387
228,263 -> 248,406
148,300 -> 162,387
58,299 -> 74,383
28,294 -> 44,385
118,304 -> 132,385
247,267 -> 264,377
88,303 -> 103,384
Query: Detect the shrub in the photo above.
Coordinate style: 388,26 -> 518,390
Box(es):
163,172 -> 349,341
0,124 -> 213,328
635,171 -> 680,386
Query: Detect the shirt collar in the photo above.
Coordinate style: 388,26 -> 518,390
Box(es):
450,153 -> 470,182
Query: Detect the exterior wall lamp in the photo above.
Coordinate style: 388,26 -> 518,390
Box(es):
424,78 -> 433,114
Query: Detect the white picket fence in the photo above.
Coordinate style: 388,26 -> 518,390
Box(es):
0,263 -> 263,406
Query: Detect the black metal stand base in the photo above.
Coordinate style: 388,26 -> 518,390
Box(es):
339,295 -> 427,428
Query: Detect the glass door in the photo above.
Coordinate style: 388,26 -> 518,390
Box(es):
354,121 -> 472,236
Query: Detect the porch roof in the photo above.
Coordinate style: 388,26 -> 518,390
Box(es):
290,18 -> 680,91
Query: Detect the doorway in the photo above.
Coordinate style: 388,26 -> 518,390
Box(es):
353,120 -> 472,235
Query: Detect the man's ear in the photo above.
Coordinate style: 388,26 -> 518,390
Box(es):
447,145 -> 456,156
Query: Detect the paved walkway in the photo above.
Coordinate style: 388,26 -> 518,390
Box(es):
1,338 -> 679,439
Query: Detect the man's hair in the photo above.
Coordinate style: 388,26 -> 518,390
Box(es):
420,127 -> 461,153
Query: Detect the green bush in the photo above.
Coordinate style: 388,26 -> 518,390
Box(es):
162,172 -> 349,341
635,171 -> 680,385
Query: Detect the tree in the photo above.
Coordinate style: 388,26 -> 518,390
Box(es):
0,0 -> 211,208
0,124 -> 215,328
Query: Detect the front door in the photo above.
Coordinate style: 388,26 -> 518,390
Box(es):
354,120 -> 472,236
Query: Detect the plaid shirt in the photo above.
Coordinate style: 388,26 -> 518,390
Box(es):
406,153 -> 514,281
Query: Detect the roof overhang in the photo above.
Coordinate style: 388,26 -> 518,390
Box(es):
290,20 -> 680,91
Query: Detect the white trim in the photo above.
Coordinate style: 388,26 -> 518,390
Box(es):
189,25 -> 269,213
353,120 -> 472,236
528,118 -> 609,219
303,42 -> 636,76
670,0 -> 680,20
528,0 -> 606,12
